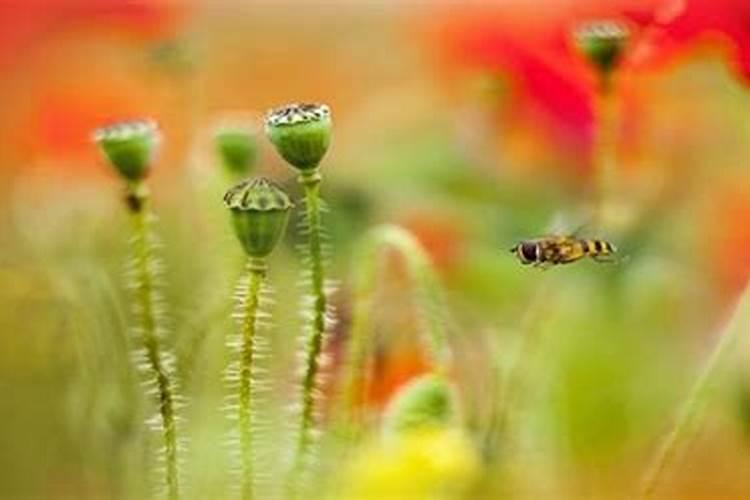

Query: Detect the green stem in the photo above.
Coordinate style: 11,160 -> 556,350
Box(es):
340,225 -> 451,427
485,278 -> 557,460
127,183 -> 180,500
295,169 -> 328,472
638,283 -> 750,499
339,239 -> 378,427
238,258 -> 266,500
593,85 -> 618,227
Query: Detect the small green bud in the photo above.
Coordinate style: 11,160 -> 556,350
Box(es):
264,103 -> 331,171
382,374 -> 458,436
215,126 -> 258,177
575,20 -> 629,76
93,119 -> 160,182
223,177 -> 294,258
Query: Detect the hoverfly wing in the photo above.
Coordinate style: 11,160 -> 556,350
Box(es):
544,211 -> 592,237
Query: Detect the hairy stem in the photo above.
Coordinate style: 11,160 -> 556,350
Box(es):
294,169 -> 328,474
638,283 -> 750,499
340,225 -> 451,426
127,183 -> 180,500
237,258 -> 266,500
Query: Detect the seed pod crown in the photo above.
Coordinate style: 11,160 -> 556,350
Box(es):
575,20 -> 630,75
94,119 -> 160,182
264,102 -> 331,171
224,177 -> 294,258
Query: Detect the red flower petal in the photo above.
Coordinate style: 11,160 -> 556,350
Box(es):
425,0 -> 684,170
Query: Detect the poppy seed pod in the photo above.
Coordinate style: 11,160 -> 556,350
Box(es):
575,20 -> 630,76
223,177 -> 294,258
264,103 -> 331,172
382,374 -> 458,436
215,126 -> 258,177
93,119 -> 160,182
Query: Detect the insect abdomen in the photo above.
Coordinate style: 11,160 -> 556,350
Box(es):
582,239 -> 615,257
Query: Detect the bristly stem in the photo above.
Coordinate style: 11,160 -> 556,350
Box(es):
294,168 -> 329,475
638,283 -> 750,499
126,182 -> 180,500
340,225 -> 451,427
237,258 -> 267,500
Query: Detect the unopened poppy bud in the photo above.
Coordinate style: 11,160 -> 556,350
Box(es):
265,103 -> 331,172
382,374 -> 458,436
223,177 -> 293,258
93,119 -> 160,182
215,126 -> 258,177
575,20 -> 630,76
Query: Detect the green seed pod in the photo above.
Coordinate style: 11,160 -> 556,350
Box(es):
575,20 -> 629,76
215,126 -> 258,177
223,177 -> 294,258
382,374 -> 458,436
264,103 -> 331,171
93,119 -> 160,182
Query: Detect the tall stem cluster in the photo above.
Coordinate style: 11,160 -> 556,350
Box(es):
296,170 -> 329,463
225,256 -> 276,499
94,119 -> 186,499
263,102 -> 334,488
235,259 -> 267,500
223,177 -> 293,500
127,184 -> 181,500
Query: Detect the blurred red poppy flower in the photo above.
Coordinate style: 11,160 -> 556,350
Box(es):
633,0 -> 750,82
366,347 -> 430,409
705,183 -> 750,298
324,299 -> 431,414
426,1 -> 681,170
424,0 -> 750,173
0,1 -> 193,174
0,0 -> 188,70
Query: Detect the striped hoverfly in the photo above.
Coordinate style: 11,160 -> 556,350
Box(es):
510,234 -> 618,268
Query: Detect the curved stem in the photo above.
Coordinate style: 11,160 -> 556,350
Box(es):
340,225 -> 451,426
294,169 -> 328,472
127,183 -> 180,500
638,283 -> 750,499
238,258 -> 266,500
